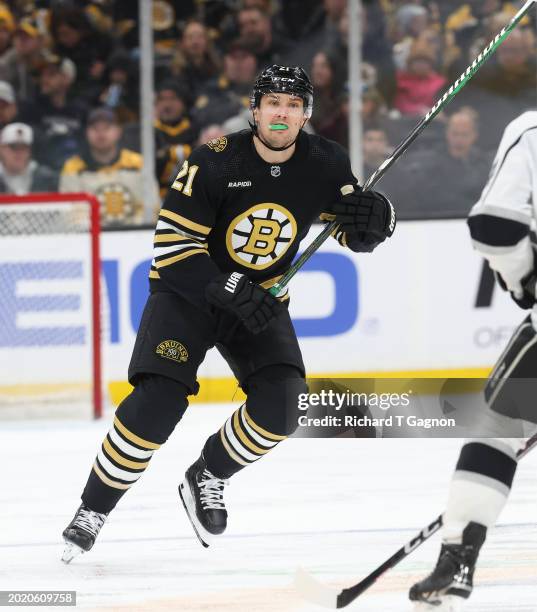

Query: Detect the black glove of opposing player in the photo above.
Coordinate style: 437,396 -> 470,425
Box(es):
205,272 -> 284,334
496,270 -> 537,310
332,186 -> 396,243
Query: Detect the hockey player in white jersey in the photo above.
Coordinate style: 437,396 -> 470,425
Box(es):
409,111 -> 537,610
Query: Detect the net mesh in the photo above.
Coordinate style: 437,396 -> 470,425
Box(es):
0,198 -> 100,418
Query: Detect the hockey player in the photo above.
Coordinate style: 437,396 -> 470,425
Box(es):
409,111 -> 537,610
62,65 -> 396,561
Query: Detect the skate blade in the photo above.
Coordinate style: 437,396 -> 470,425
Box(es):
61,540 -> 84,564
178,481 -> 213,548
413,595 -> 464,612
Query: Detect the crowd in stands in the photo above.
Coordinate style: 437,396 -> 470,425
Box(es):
0,0 -> 534,224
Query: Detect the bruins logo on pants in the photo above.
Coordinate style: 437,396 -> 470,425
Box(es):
226,204 -> 297,270
156,340 -> 188,363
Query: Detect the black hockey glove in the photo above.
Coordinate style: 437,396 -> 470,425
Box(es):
205,272 -> 284,334
332,186 -> 396,248
496,270 -> 537,310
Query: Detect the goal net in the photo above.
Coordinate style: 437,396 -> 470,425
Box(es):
0,193 -> 103,418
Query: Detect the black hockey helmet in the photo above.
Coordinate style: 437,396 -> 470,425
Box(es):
250,64 -> 314,118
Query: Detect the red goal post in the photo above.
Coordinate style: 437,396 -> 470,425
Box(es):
0,192 -> 103,418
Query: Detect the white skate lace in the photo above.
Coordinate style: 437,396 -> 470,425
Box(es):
74,507 -> 106,536
198,469 -> 229,510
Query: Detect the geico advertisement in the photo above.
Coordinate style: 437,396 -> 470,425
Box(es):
0,222 -> 524,386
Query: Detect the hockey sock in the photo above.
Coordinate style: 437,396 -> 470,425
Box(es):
202,365 -> 306,478
82,374 -> 189,514
443,440 -> 518,543
203,402 -> 287,477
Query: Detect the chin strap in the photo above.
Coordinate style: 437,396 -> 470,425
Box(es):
249,119 -> 306,152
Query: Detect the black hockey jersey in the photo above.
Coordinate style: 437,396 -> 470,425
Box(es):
150,129 -> 358,312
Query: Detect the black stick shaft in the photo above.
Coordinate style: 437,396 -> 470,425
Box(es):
335,431 -> 537,608
337,515 -> 442,608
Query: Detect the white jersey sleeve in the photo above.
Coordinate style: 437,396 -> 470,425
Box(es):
468,111 -> 537,297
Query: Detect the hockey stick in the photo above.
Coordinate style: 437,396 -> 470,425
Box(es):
269,0 -> 537,298
294,432 -> 537,609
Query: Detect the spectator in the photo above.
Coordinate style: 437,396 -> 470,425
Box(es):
471,28 -> 537,101
0,122 -> 58,194
404,109 -> 492,217
0,5 -> 14,58
444,1 -> 525,73
362,126 -> 390,178
309,50 -> 345,133
448,26 -> 537,151
392,4 -> 430,70
98,51 -> 139,124
169,19 -> 221,98
393,39 -> 446,116
360,125 -> 403,200
153,80 -> 197,198
0,81 -> 23,129
237,6 -> 292,67
49,6 -> 115,103
0,16 -> 46,103
317,85 -> 387,149
29,54 -> 87,171
192,39 -> 258,129
289,0 -> 346,67
316,87 -> 349,147
278,0 -> 325,40
362,87 -> 387,128
331,4 -> 397,106
60,108 -> 159,226
123,79 -> 197,196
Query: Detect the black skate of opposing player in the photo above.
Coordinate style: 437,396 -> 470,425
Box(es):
179,455 -> 228,547
62,504 -> 108,563
409,522 -> 486,611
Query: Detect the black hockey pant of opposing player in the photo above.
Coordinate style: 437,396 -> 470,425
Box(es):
80,291 -> 307,515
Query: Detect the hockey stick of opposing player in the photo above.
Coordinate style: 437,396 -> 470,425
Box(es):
269,0 -> 537,298
294,432 -> 537,609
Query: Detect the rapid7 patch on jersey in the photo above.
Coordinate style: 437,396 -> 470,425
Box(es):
225,204 -> 297,270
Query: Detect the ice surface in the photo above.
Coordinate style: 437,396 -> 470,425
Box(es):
1,403 -> 536,611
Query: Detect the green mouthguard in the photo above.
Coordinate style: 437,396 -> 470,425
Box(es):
269,124 -> 288,130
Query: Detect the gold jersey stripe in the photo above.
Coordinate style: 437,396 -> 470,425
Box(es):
160,209 -> 211,235
114,416 -> 161,450
154,233 -> 202,244
155,248 -> 208,268
243,405 -> 287,441
103,438 -> 150,470
92,461 -> 132,490
220,428 -> 248,466
149,269 -> 161,279
232,411 -> 271,455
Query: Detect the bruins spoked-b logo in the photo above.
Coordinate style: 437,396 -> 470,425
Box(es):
156,340 -> 188,363
226,204 -> 297,270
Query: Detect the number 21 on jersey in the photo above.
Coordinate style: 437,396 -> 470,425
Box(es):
171,160 -> 199,197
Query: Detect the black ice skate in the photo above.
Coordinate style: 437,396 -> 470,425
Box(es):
409,522 -> 486,611
61,504 -> 108,563
178,455 -> 229,548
